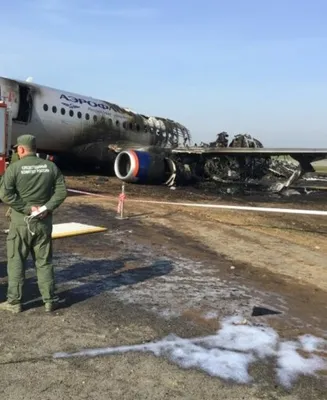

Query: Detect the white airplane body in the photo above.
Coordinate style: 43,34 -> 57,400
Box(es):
1,76 -> 327,187
0,76 -> 189,152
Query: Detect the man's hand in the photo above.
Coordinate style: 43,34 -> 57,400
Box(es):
30,206 -> 48,219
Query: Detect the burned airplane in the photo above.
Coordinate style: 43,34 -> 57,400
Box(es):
1,76 -> 327,192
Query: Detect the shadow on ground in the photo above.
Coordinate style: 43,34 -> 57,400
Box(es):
0,255 -> 173,311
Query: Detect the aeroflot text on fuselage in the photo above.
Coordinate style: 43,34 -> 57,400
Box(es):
60,94 -> 121,112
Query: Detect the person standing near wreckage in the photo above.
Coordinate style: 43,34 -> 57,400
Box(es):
0,134 -> 67,313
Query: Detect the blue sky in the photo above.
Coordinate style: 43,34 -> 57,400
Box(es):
1,0 -> 327,146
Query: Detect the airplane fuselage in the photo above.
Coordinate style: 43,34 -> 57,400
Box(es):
0,77 -> 191,159
2,76 -> 326,189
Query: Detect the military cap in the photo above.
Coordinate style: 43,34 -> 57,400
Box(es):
13,134 -> 37,150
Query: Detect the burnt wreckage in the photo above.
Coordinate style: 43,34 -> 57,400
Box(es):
112,123 -> 307,192
1,76 -> 323,193
52,105 -> 316,193
168,132 -> 302,191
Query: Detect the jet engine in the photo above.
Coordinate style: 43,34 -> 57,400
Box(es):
114,150 -> 176,186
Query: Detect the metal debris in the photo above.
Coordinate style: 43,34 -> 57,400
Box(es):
175,133 -> 303,193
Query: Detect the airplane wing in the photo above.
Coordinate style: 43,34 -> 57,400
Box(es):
171,147 -> 327,156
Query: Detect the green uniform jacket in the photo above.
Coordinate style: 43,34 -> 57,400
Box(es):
0,154 -> 67,224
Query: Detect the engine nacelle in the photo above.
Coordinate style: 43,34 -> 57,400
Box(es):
114,150 -> 176,185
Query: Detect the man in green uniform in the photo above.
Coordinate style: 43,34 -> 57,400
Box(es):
0,134 -> 67,313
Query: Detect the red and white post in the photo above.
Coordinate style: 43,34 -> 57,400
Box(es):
116,182 -> 128,219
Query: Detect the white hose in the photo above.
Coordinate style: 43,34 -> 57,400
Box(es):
67,189 -> 327,216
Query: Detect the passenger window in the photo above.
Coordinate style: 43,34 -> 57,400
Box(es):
129,122 -> 133,130
123,121 -> 127,129
43,104 -> 48,111
136,124 -> 140,132
77,111 -> 82,119
85,113 -> 90,120
69,110 -> 74,117
116,120 -> 120,127
61,108 -> 65,115
93,115 -> 97,122
52,106 -> 57,113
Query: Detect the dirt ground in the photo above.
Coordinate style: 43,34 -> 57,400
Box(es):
0,174 -> 326,399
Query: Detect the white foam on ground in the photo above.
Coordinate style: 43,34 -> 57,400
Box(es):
53,251 -> 259,320
53,316 -> 327,388
299,334 -> 327,353
203,311 -> 219,320
277,340 -> 326,389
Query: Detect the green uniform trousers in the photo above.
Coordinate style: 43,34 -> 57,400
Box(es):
6,220 -> 55,305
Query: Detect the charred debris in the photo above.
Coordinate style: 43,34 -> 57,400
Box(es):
170,132 -> 323,195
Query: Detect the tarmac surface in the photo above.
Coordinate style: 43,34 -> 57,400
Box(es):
0,174 -> 326,399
